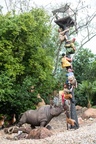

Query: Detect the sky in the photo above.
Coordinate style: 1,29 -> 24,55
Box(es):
1,0 -> 96,54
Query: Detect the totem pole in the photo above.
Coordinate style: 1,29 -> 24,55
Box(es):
52,4 -> 79,129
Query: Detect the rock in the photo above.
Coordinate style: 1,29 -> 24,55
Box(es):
78,117 -> 84,124
27,127 -> 53,139
6,133 -> 28,140
82,108 -> 96,119
46,125 -> 52,130
76,105 -> 82,111
14,133 -> 28,140
81,107 -> 87,112
0,130 -> 5,136
89,117 -> 93,121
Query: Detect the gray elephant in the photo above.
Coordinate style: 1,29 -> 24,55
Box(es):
17,105 -> 64,128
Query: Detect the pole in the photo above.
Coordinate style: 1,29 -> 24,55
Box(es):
70,88 -> 79,129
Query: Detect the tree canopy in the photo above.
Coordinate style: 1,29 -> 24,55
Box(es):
0,8 -> 56,115
72,48 -> 95,83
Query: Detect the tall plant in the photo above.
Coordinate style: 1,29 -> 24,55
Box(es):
78,81 -> 96,108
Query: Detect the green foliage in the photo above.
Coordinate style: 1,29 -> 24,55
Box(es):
92,105 -> 96,109
72,48 -> 96,106
75,80 -> 96,107
0,8 -> 57,116
73,48 -> 95,83
88,58 -> 96,82
0,72 -> 15,101
75,88 -> 88,107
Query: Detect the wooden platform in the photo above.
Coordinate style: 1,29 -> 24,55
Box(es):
54,16 -> 75,29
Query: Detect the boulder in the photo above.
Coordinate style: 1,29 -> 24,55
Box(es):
81,107 -> 87,112
76,105 -> 82,111
78,117 -> 84,124
27,127 -> 53,139
82,108 -> 96,119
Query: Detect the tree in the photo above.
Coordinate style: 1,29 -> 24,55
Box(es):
72,48 -> 95,83
0,8 -> 57,115
50,1 -> 96,75
88,59 -> 96,82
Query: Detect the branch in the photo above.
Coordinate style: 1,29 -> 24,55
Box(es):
79,33 -> 96,49
4,0 -> 9,12
70,11 -> 96,35
73,33 -> 96,58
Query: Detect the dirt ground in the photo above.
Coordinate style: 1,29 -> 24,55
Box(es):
0,108 -> 96,144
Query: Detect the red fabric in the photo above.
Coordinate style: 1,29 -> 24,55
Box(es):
62,93 -> 65,104
72,38 -> 76,42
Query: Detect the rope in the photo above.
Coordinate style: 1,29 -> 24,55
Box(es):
7,126 -> 18,134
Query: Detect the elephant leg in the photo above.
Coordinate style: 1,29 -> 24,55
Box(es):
46,125 -> 52,130
40,121 -> 47,127
67,123 -> 69,130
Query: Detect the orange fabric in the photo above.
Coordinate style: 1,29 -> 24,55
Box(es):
64,94 -> 72,99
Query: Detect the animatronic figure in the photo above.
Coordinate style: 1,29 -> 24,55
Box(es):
53,93 -> 60,107
62,53 -> 72,63
0,116 -> 6,129
17,105 -> 64,128
65,38 -> 76,51
61,83 -> 73,112
63,83 -> 73,100
65,110 -> 78,130
66,67 -> 77,88
5,114 -> 16,127
58,27 -> 69,43
61,53 -> 71,68
65,54 -> 72,63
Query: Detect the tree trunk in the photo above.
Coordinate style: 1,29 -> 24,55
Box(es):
70,88 -> 79,129
87,100 -> 91,108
